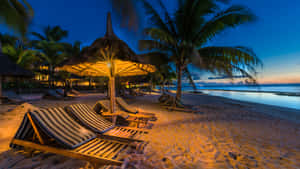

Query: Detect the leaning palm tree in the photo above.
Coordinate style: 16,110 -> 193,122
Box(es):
139,0 -> 262,102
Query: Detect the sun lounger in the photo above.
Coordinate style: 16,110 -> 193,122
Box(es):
116,97 -> 157,121
10,106 -> 132,167
94,100 -> 153,128
70,89 -> 81,96
0,91 -> 25,104
43,89 -> 65,99
56,88 -> 77,98
65,104 -> 149,142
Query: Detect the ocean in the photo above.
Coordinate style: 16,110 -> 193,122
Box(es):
166,84 -> 300,111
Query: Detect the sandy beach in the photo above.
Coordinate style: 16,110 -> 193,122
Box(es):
0,92 -> 299,169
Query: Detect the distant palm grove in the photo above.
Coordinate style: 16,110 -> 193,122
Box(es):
0,0 -> 262,103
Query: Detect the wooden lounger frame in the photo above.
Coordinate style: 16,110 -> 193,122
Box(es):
94,101 -> 151,128
11,139 -> 123,166
11,112 -> 129,166
116,97 -> 157,121
66,104 -> 150,141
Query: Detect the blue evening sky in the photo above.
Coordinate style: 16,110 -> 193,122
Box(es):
1,0 -> 300,84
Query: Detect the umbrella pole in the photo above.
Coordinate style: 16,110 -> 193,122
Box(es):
110,76 -> 116,124
109,61 -> 116,125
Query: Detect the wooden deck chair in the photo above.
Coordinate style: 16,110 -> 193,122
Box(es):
43,89 -> 65,100
94,100 -> 153,128
116,97 -> 157,121
56,88 -> 77,98
10,106 -> 132,167
65,104 -> 149,142
70,89 -> 81,96
1,91 -> 25,104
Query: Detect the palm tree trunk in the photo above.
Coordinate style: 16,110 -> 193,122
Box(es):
176,64 -> 182,101
48,66 -> 52,88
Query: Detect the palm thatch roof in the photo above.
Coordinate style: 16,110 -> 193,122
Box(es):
0,52 -> 32,77
64,12 -> 141,66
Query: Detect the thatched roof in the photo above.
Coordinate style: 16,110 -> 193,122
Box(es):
65,12 -> 140,65
0,52 -> 33,77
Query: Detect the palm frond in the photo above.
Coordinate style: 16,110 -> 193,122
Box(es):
31,32 -> 46,40
0,0 -> 34,35
144,28 -> 175,44
193,5 -> 256,45
141,0 -> 173,36
196,46 -> 262,79
175,0 -> 217,41
157,0 -> 177,37
139,40 -> 171,52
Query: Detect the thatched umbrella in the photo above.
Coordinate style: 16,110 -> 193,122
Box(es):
0,48 -> 33,103
60,12 -> 155,124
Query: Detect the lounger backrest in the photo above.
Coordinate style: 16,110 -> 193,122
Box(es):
116,97 -> 138,113
55,89 -> 65,96
96,100 -> 130,119
98,100 -> 122,112
12,107 -> 96,149
66,104 -> 114,133
47,89 -> 62,98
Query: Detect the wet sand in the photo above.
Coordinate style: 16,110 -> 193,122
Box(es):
0,92 -> 299,168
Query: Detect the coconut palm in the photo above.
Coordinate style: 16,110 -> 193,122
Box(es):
31,25 -> 69,87
2,43 -> 40,69
0,33 -> 18,46
61,41 -> 82,59
0,0 -> 33,36
31,25 -> 68,42
139,0 -> 262,102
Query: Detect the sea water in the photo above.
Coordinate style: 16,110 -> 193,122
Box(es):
167,84 -> 300,110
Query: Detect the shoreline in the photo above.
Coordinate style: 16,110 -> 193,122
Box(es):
191,92 -> 300,124
154,90 -> 300,123
198,89 -> 300,97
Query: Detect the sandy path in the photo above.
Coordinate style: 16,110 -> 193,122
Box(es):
0,93 -> 299,168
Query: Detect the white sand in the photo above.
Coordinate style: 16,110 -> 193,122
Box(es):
0,93 -> 299,168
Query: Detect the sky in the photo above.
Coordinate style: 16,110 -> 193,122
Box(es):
1,0 -> 300,84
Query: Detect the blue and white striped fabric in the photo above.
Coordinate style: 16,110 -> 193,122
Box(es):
11,107 -> 96,149
66,104 -> 114,133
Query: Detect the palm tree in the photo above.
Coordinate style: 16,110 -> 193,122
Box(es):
61,41 -> 82,58
2,43 -> 40,69
153,64 -> 176,93
0,33 -> 18,46
31,26 -> 69,87
139,0 -> 262,102
0,0 -> 33,36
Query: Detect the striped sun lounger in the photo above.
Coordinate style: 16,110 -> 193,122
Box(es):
65,104 -> 149,142
10,106 -> 131,167
116,97 -> 157,121
94,100 -> 153,128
